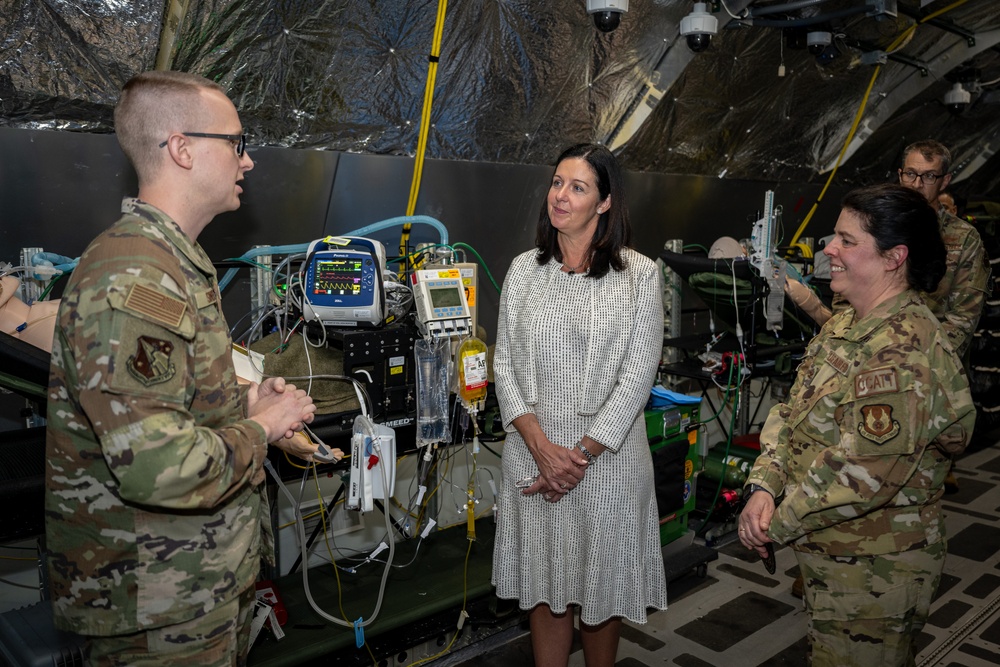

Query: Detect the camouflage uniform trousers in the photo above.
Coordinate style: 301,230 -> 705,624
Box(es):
86,585 -> 257,667
797,541 -> 945,667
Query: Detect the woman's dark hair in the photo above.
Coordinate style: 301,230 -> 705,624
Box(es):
535,143 -> 631,279
841,183 -> 946,293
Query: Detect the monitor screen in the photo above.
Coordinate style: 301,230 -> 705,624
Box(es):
312,258 -> 363,296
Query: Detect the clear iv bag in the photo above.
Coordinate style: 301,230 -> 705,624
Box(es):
415,337 -> 450,446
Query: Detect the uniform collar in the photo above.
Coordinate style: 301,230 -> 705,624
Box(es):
830,290 -> 919,343
121,198 -> 217,277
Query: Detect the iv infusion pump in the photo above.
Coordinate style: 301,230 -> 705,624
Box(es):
303,236 -> 386,327
411,268 -> 473,338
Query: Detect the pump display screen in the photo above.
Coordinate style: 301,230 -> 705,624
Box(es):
312,258 -> 363,296
429,286 -> 464,308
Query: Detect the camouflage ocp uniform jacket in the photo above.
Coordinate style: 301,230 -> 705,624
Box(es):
747,290 -> 976,556
925,209 -> 991,359
45,198 -> 272,636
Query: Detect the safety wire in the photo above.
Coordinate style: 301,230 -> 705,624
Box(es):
787,0 -> 969,248
399,0 -> 449,278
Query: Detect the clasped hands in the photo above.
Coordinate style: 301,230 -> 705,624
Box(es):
522,439 -> 594,504
248,377 -> 342,463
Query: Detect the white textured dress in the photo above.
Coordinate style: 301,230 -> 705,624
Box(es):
492,248 -> 668,625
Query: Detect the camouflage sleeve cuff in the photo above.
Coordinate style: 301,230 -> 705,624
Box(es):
238,383 -> 252,418
746,469 -> 783,499
242,418 -> 268,445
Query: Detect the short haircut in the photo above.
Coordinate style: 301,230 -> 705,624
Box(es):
114,71 -> 226,184
902,139 -> 952,174
535,143 -> 631,279
841,183 -> 946,294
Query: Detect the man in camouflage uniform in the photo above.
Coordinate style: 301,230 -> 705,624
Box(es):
787,140 -> 990,357
739,185 -> 977,666
898,139 -> 990,359
45,71 -> 317,666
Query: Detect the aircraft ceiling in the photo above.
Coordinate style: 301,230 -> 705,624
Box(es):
2,0 -> 998,196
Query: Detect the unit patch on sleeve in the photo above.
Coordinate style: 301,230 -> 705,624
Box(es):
127,336 -> 176,386
857,404 -> 900,444
854,367 -> 899,398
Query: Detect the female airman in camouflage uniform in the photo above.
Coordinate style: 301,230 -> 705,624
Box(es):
739,184 -> 977,666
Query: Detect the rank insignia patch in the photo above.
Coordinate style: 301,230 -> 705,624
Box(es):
858,404 -> 900,444
127,336 -> 176,386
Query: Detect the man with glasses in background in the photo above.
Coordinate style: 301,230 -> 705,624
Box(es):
898,139 -> 989,362
898,140 -> 989,496
788,139 -> 989,357
46,71 -> 318,666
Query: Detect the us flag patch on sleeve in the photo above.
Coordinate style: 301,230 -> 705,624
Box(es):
124,283 -> 186,329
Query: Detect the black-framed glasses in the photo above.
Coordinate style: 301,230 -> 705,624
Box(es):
158,132 -> 247,157
899,169 -> 944,184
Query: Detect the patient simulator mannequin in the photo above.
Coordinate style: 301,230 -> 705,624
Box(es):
0,275 -> 60,352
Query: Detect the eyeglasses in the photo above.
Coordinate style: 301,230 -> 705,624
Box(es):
899,169 -> 944,184
158,132 -> 247,158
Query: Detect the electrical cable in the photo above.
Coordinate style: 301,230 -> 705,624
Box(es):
0,576 -> 37,590
400,0 -> 450,277
718,0 -> 748,20
407,539 -> 474,667
266,449 -> 396,634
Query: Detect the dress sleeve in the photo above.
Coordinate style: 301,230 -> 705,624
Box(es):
767,342 -> 975,545
586,258 -> 663,452
494,257 -> 532,430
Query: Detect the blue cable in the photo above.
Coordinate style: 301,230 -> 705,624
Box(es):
217,215 -> 449,291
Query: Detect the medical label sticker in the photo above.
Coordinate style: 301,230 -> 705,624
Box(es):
462,352 -> 488,390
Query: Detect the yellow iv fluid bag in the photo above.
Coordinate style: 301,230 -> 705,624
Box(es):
457,336 -> 488,406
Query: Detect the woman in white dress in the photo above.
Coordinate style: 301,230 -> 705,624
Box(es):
492,143 -> 668,667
